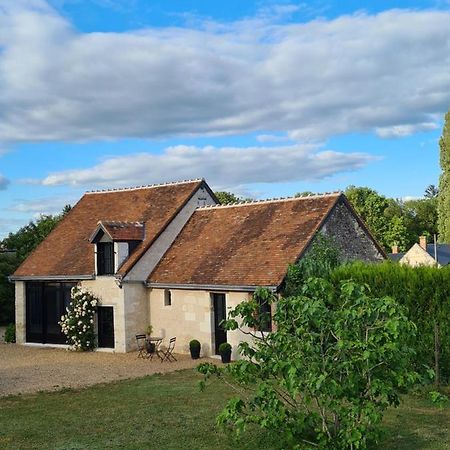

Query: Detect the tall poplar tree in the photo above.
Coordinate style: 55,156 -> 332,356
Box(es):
438,109 -> 450,242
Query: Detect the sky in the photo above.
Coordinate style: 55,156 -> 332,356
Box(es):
0,0 -> 449,238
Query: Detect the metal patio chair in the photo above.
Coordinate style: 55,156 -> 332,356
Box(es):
157,337 -> 177,362
136,334 -> 150,359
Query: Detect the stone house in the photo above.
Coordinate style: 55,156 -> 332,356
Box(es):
389,236 -> 450,267
11,179 -> 385,358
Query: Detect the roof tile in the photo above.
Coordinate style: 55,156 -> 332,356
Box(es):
148,193 -> 341,287
14,180 -> 203,277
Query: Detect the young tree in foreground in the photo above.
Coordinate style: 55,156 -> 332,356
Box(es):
199,280 -> 420,449
438,109 -> 450,242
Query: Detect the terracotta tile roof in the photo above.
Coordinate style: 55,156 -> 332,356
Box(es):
13,180 -> 203,278
92,221 -> 145,242
148,193 -> 341,288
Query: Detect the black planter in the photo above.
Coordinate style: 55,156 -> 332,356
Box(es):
146,342 -> 156,353
190,346 -> 200,359
220,351 -> 231,364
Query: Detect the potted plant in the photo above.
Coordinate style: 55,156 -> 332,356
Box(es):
189,339 -> 201,359
145,325 -> 155,353
219,342 -> 232,363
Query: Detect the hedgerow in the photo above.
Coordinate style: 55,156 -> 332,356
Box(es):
330,261 -> 450,383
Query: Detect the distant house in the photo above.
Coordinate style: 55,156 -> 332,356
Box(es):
389,236 -> 450,267
10,179 -> 385,358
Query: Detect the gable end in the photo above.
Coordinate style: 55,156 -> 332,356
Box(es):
318,196 -> 386,262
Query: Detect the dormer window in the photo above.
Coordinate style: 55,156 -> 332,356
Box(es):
97,242 -> 114,275
89,220 -> 145,276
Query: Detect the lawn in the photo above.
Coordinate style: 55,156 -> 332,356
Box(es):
0,369 -> 449,449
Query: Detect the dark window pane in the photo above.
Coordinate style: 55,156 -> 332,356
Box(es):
257,298 -> 272,332
97,242 -> 114,275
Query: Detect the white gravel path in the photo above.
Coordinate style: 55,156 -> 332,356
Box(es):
0,343 -> 214,397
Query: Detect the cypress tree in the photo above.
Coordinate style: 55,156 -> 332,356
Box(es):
438,109 -> 450,242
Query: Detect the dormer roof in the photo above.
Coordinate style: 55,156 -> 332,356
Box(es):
90,221 -> 145,243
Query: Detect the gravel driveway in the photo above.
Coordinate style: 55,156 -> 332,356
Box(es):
0,343 -> 212,397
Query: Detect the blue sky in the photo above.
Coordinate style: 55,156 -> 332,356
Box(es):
0,0 -> 449,238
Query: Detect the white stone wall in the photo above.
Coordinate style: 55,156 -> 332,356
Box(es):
149,288 -> 253,359
14,281 -> 26,344
81,277 -> 126,352
123,282 -> 149,351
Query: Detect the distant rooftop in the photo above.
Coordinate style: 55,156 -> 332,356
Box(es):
388,243 -> 450,266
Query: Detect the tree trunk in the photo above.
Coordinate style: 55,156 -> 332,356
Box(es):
434,321 -> 440,387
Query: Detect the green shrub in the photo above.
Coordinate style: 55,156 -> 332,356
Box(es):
189,339 -> 200,349
218,342 -> 231,354
4,323 -> 15,343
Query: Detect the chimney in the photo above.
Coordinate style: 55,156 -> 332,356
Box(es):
419,235 -> 427,250
391,244 -> 399,254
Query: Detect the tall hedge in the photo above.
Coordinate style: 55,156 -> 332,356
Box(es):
330,261 -> 450,382
438,109 -> 450,242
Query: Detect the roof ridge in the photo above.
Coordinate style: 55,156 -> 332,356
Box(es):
85,178 -> 204,194
99,220 -> 144,227
196,191 -> 342,210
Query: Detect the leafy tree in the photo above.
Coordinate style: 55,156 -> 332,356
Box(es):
294,191 -> 316,197
0,252 -> 20,324
283,234 -> 341,297
345,186 -> 393,249
214,191 -> 242,205
403,197 -> 438,240
1,206 -> 71,262
199,280 -> 420,449
438,109 -> 450,242
0,206 -> 71,324
345,186 -> 438,251
425,184 -> 439,199
383,215 -> 410,251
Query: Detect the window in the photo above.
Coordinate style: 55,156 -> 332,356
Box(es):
128,240 -> 140,255
256,297 -> 272,332
164,289 -> 172,306
97,242 -> 114,275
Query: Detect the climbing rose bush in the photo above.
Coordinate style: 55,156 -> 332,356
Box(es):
59,286 -> 99,351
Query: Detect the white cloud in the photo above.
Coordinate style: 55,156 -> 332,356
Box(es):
256,134 -> 292,143
375,122 -> 440,138
36,144 -> 377,188
7,196 -> 74,214
0,3 -> 449,146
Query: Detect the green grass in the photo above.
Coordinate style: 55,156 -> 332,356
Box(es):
0,370 -> 449,449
